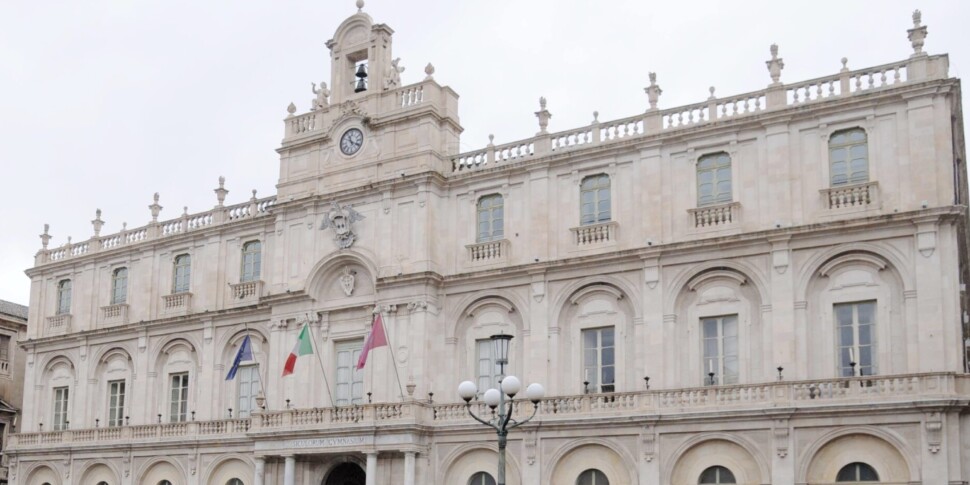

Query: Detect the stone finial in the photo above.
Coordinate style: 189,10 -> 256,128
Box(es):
644,72 -> 663,111
908,9 -> 928,57
535,97 -> 552,135
766,44 -> 785,85
91,209 -> 104,237
592,111 -> 599,123
40,224 -> 51,249
149,193 -> 163,223
487,134 -> 495,147
356,0 -> 364,12
214,176 -> 229,207
840,57 -> 849,72
182,206 -> 189,217
286,102 -> 297,116
708,86 -> 716,100
424,63 -> 435,81
251,189 -> 258,202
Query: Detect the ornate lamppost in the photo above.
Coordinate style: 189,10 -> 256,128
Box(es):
457,334 -> 545,485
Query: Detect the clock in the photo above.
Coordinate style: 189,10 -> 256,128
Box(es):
339,128 -> 364,156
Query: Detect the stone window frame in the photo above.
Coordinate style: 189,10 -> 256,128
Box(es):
110,267 -> 129,305
828,127 -> 870,187
55,278 -> 72,315
240,239 -> 263,283
579,173 -> 612,226
816,118 -> 877,189
476,194 -> 505,243
334,338 -> 365,406
172,253 -> 192,294
696,151 -> 734,207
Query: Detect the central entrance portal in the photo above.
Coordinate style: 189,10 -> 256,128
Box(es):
324,463 -> 366,485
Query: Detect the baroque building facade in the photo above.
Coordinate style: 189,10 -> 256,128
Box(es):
0,299 -> 28,484
7,4 -> 970,485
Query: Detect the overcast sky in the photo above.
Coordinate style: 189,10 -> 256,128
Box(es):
0,0 -> 967,306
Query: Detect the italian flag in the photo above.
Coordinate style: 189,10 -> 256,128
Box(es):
282,323 -> 313,376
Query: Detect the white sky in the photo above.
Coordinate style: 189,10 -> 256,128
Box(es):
0,0 -> 967,306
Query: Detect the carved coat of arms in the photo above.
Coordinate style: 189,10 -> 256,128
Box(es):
320,202 -> 365,249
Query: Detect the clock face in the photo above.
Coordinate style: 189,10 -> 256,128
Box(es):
340,128 -> 364,156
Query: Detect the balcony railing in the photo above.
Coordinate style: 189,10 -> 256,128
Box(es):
99,303 -> 129,326
46,314 -> 72,335
570,221 -> 618,247
9,372 -> 965,450
0,360 -> 9,376
161,292 -> 192,316
689,201 -> 740,229
229,280 -> 262,305
821,181 -> 879,210
466,239 -> 509,264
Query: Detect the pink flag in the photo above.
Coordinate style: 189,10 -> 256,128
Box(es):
357,313 -> 388,370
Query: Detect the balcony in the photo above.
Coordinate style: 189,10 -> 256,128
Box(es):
570,221 -> 618,247
229,280 -> 262,307
688,201 -> 740,232
9,372 -> 965,451
0,360 -> 9,376
466,239 -> 509,265
45,314 -> 72,335
161,292 -> 192,316
821,181 -> 880,212
99,303 -> 129,326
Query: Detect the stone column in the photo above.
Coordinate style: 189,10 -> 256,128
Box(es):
365,452 -> 378,485
283,455 -> 296,485
403,451 -> 416,485
254,456 -> 265,485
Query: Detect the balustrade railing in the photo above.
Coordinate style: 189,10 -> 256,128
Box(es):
230,280 -> 262,301
689,202 -> 740,229
36,195 -> 277,266
8,373 -> 965,449
466,239 -> 508,263
570,221 -> 618,246
99,303 -> 129,326
448,54 -> 942,175
822,181 -> 879,210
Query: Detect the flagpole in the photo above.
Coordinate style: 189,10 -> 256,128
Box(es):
306,313 -> 337,407
376,306 -> 407,402
243,322 -> 269,411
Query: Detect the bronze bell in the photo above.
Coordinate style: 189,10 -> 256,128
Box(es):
355,63 -> 368,78
354,78 -> 367,93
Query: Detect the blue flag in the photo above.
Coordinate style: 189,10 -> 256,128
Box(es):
226,335 -> 254,380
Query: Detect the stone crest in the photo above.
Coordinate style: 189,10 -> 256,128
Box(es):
320,202 -> 365,249
339,267 -> 356,296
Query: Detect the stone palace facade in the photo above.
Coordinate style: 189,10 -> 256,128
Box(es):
8,4 -> 970,485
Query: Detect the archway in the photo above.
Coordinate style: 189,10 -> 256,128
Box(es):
324,463 -> 365,485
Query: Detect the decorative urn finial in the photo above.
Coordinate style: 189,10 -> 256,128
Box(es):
424,63 -> 435,81
535,97 -> 552,135
214,176 -> 229,207
286,102 -> 297,116
40,224 -> 51,250
91,209 -> 105,237
644,72 -> 663,111
766,43 -> 785,85
356,0 -> 364,12
149,193 -> 163,223
907,9 -> 928,57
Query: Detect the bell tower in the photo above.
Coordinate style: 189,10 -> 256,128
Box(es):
276,0 -> 462,199
326,0 -> 395,104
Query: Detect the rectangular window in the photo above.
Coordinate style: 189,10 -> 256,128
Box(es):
57,280 -> 72,315
169,372 -> 189,422
697,152 -> 732,206
476,339 -> 502,393
0,334 -> 10,363
111,268 -> 128,305
582,327 -> 615,393
53,387 -> 69,431
476,195 -> 505,243
241,241 -> 262,282
108,380 -> 126,427
580,174 -> 611,225
236,365 -> 259,418
829,128 -> 869,186
702,315 -> 739,385
335,340 -> 364,406
836,301 -> 876,376
173,255 -> 191,294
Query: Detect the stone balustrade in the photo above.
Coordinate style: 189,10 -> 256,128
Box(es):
99,303 -> 129,326
161,292 -> 192,316
821,181 -> 879,210
570,221 -> 618,246
449,54 -> 946,174
45,314 -> 72,334
0,360 -> 9,376
8,372 -> 966,450
466,239 -> 508,264
689,202 -> 740,229
35,195 -> 277,267
229,280 -> 263,306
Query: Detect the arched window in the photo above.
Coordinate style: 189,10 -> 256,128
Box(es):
56,279 -> 72,315
580,174 -> 611,225
829,128 -> 869,186
226,479 -> 245,485
697,152 -> 732,206
111,267 -> 128,305
173,254 -> 191,293
468,472 -> 497,485
836,462 -> 879,482
477,195 -> 505,243
577,469 -> 609,485
699,465 -> 737,484
241,241 -> 262,282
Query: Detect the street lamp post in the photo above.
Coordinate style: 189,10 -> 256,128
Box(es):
457,334 -> 545,485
